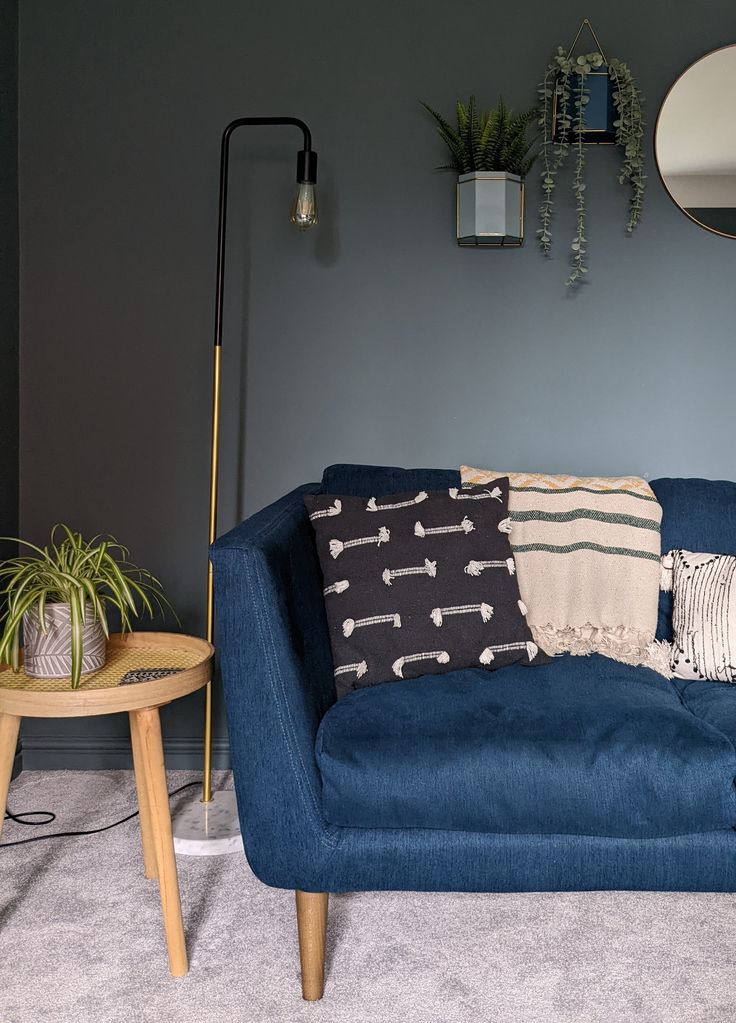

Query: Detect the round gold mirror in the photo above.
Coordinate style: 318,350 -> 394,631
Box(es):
655,44 -> 736,238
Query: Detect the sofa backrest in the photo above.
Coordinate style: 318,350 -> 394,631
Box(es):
322,463 -> 459,496
323,470 -> 736,548
650,478 -> 736,554
322,467 -> 736,642
651,477 -> 736,639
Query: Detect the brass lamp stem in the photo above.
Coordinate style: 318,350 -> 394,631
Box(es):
202,343 -> 221,804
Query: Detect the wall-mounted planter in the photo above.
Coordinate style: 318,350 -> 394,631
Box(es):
552,66 -> 616,143
538,20 -> 645,284
456,172 -> 524,247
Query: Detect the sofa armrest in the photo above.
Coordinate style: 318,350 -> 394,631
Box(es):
211,484 -> 339,887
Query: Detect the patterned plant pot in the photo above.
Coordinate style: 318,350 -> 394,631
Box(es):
23,603 -> 107,680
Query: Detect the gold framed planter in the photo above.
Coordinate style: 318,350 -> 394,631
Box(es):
456,172 -> 524,247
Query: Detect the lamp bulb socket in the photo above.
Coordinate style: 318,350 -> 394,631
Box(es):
296,149 -> 318,185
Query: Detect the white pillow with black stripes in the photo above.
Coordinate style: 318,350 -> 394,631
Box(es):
670,549 -> 736,681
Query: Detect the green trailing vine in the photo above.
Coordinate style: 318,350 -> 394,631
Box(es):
609,57 -> 646,229
538,46 -> 646,286
571,66 -> 588,282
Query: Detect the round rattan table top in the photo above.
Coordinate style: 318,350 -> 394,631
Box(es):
0,632 -> 213,717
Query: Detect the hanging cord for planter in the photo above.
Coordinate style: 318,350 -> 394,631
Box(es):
567,18 -> 608,63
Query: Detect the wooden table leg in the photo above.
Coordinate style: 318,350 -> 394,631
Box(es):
132,706 -> 188,977
0,713 -> 21,841
129,711 -> 158,880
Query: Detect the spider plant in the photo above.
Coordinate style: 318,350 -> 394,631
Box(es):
0,524 -> 176,688
422,95 -> 539,176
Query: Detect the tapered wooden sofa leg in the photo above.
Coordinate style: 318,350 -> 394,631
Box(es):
295,890 -> 328,1000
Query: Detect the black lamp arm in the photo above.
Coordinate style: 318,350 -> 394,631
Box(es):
223,115 -> 312,152
213,116 -> 316,352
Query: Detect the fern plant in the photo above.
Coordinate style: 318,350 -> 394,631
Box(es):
422,95 -> 538,176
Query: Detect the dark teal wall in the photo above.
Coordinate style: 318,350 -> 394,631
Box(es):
0,0 -> 17,548
1,0 -> 18,774
17,1 -> 736,767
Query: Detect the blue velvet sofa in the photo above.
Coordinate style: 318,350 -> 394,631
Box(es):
210,464 -> 736,1000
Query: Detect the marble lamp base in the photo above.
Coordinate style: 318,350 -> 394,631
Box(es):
173,788 -> 244,856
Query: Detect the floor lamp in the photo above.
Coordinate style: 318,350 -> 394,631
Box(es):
173,117 -> 318,855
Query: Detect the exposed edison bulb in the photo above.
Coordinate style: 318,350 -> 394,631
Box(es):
290,182 -> 318,229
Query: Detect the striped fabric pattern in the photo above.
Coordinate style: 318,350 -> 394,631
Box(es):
460,467 -> 664,668
671,550 -> 736,681
23,604 -> 107,679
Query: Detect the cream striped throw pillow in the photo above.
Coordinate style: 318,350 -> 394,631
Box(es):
460,466 -> 667,672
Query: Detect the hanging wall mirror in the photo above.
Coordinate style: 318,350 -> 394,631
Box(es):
656,44 -> 736,238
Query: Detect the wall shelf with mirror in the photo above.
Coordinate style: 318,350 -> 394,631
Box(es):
656,44 -> 736,239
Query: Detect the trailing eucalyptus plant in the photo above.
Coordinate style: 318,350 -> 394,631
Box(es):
538,47 -> 646,285
422,95 -> 538,176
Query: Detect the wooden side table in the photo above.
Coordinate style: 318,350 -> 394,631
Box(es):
0,631 -> 213,977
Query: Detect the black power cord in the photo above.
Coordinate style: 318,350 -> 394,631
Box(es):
1,781 -> 200,849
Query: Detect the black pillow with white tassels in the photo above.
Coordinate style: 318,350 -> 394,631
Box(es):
305,479 -> 542,696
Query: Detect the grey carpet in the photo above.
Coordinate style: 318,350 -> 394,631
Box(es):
1,770 -> 735,1023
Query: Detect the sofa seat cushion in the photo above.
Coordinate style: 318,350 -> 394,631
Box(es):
676,678 -> 736,747
316,655 -> 736,838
